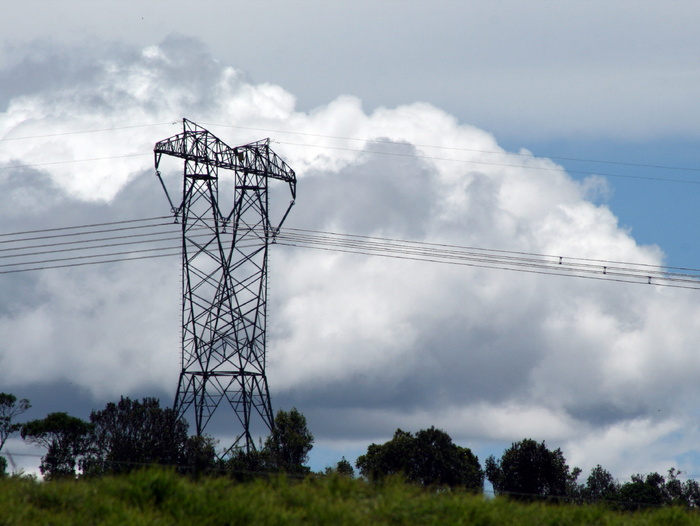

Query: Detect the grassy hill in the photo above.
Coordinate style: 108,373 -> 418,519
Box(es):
1,469 -> 699,525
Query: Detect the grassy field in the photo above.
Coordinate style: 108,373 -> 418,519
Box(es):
1,469 -> 700,525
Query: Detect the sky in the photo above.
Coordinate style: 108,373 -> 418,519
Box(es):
2,1 -> 700,483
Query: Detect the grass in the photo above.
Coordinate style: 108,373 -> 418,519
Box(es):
1,469 -> 700,525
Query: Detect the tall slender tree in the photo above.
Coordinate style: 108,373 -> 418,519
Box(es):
0,393 -> 30,475
0,393 -> 30,452
265,408 -> 314,475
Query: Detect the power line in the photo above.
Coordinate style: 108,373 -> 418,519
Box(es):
0,122 -> 175,142
0,215 -> 171,239
0,217 -> 698,290
0,153 -> 150,171
3,121 -> 700,185
275,229 -> 700,290
202,122 -> 700,174
274,140 -> 700,186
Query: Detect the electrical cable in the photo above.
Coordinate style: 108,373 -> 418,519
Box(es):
0,122 -> 175,142
1,217 -> 699,290
201,122 -> 700,174
2,119 -> 698,176
0,215 -> 172,238
275,140 -> 700,186
274,231 -> 700,290
3,121 -> 700,185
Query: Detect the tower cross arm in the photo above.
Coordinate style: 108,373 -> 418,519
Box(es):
154,120 -> 296,189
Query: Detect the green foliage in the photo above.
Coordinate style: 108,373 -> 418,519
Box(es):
356,426 -> 484,491
665,468 -> 700,507
182,434 -> 219,477
617,472 -> 666,511
21,412 -> 92,479
336,457 -> 355,477
582,464 -> 619,502
223,407 -> 314,480
226,446 -> 270,482
613,469 -> 700,511
323,457 -> 355,477
0,392 -> 31,452
2,468 -> 700,525
485,438 -> 580,500
82,397 -> 191,476
0,454 -> 7,477
265,407 -> 314,475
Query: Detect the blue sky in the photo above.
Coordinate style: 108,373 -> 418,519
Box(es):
517,136 -> 700,268
2,1 -> 700,481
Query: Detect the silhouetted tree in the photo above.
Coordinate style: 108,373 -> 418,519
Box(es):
0,392 -> 30,476
485,438 -> 580,501
323,456 -> 355,477
582,464 -> 619,503
617,472 -> 667,511
265,407 -> 314,475
182,434 -> 219,477
665,468 -> 700,507
82,397 -> 190,475
21,412 -> 92,479
336,456 -> 355,477
226,446 -> 270,482
356,427 -> 484,491
0,393 -> 30,452
613,469 -> 700,510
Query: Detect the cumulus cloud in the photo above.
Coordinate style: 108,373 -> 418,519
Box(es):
1,36 -> 699,479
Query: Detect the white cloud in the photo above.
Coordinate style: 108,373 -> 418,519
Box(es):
565,418 -> 685,480
1,37 -> 700,480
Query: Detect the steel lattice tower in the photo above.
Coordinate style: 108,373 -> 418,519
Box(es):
154,119 -> 296,453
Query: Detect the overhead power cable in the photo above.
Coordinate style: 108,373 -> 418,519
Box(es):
0,218 -> 699,290
273,140 -> 700,186
274,228 -> 700,290
202,122 -> 700,174
0,215 -> 172,239
0,153 -> 151,171
2,119 -> 698,176
0,122 -> 176,142
3,121 -> 700,185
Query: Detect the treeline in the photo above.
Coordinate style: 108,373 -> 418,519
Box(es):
2,392 -> 699,511
352,427 -> 700,510
484,439 -> 700,510
0,393 -> 314,480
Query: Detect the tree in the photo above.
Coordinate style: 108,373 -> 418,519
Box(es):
324,456 -> 355,477
617,472 -> 667,511
485,438 -> 580,501
614,469 -> 700,510
582,464 -> 619,503
264,407 -> 314,475
0,393 -> 31,453
665,468 -> 700,507
336,456 -> 355,477
21,412 -> 92,479
356,427 -> 484,491
82,397 -> 190,475
0,392 -> 30,476
226,446 -> 269,482
182,434 -> 219,477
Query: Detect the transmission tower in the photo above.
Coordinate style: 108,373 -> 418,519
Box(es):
154,119 -> 296,453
